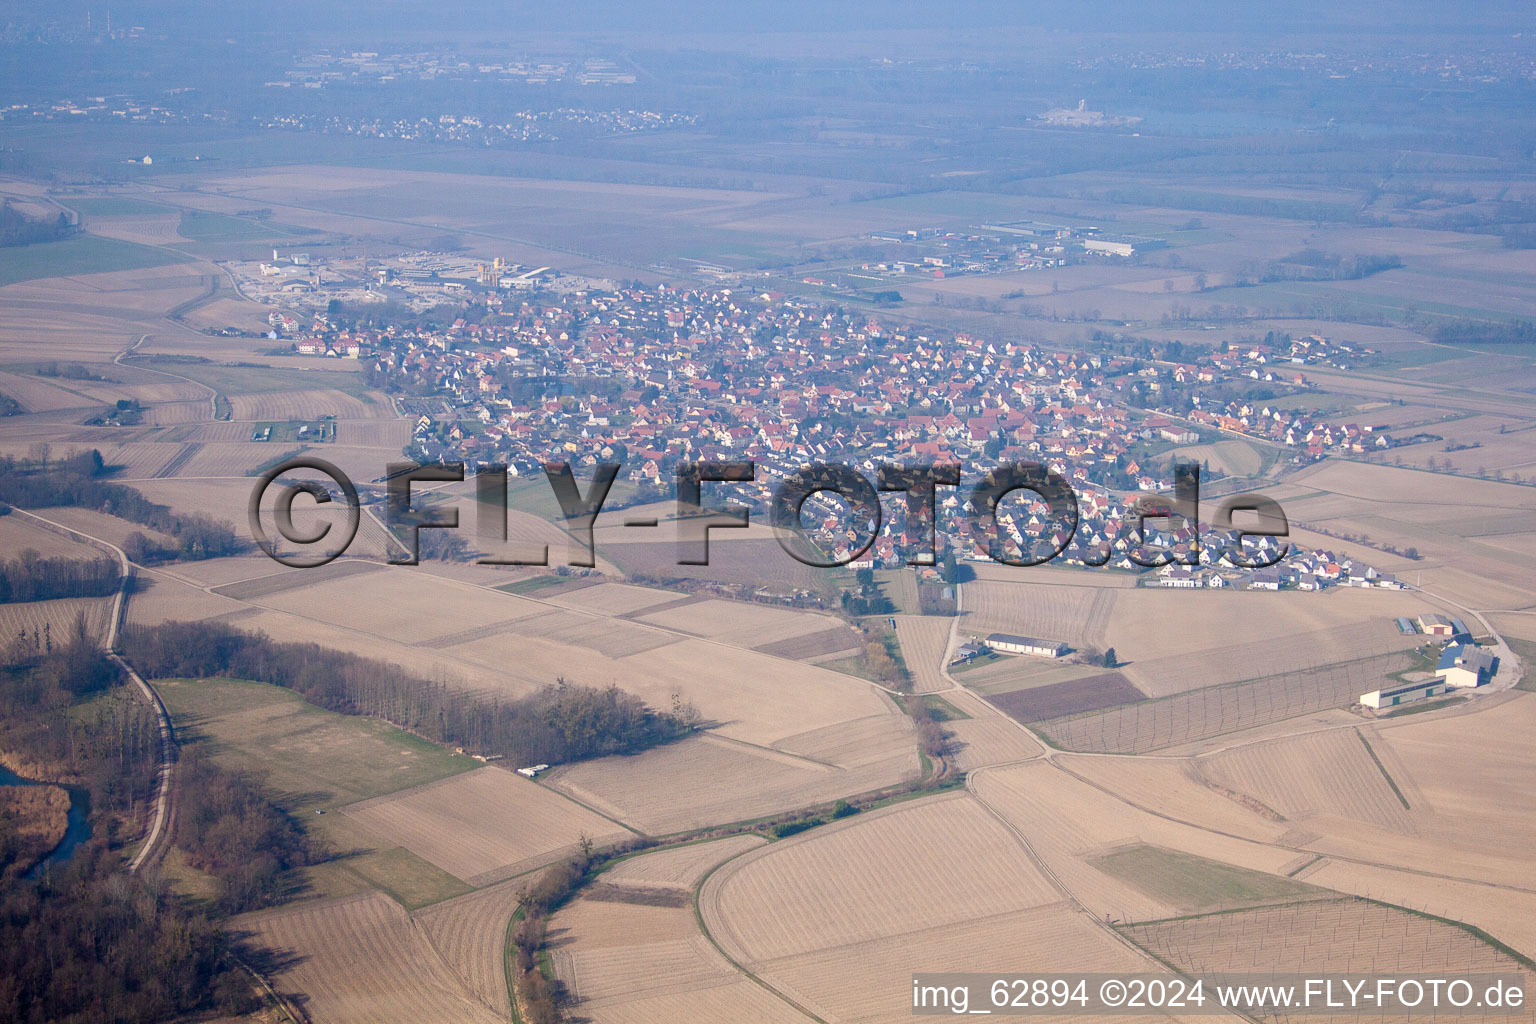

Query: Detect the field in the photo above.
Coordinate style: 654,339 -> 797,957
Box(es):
27,506 -> 177,551
1199,728 -> 1416,832
960,579 -> 1117,651
702,793 -> 1060,963
235,892 -> 508,1024
933,688 -> 1042,770
0,234 -> 191,286
1090,843 -> 1322,915
340,766 -> 633,885
1055,752 -> 1293,843
986,671 -> 1146,722
1123,897 -> 1531,990
600,835 -> 766,891
0,513 -> 106,560
550,867 -> 814,1024
891,614 -> 953,692
1034,651 -> 1416,754
1159,438 -> 1267,477
1373,693 -> 1536,866
155,675 -> 480,905
411,878 -> 527,1017
0,596 -> 115,649
1089,587 -> 1435,699
635,596 -> 848,647
227,388 -> 390,422
971,760 -> 1308,923
700,792 -> 1163,1023
545,721 -> 917,835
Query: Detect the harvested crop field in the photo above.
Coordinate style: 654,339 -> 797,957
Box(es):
701,793 -> 1060,964
340,766 -> 633,885
1035,651 -> 1416,754
700,791 -> 1176,1023
635,597 -> 845,648
235,892 -> 507,1024
1375,694 -> 1536,862
0,597 -> 114,647
942,713 -> 1042,770
545,727 -> 916,835
227,387 -> 390,422
600,834 -> 766,892
26,506 -> 176,552
1123,897 -> 1530,994
962,580 -> 1117,649
1199,728 -> 1415,832
1120,616 -> 1428,699
124,570 -> 250,626
606,538 -> 828,590
753,624 -> 860,660
892,614 -> 953,692
986,671 -> 1146,722
738,901 -> 1150,1024
209,557 -> 382,600
971,760 -> 1306,923
542,581 -> 684,617
550,881 -> 812,1024
0,513 -> 105,560
413,877 -> 527,1016
1057,752 -> 1292,842
1096,588 -> 1436,697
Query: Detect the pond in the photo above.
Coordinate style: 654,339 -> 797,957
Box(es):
0,763 -> 92,877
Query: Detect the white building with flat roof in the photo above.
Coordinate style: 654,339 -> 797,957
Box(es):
984,633 -> 1067,658
1361,679 -> 1450,710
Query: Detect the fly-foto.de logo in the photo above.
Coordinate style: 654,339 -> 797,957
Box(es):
247,457 -> 1290,571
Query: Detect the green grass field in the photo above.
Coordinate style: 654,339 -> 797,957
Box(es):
157,676 -> 479,907
0,233 -> 191,286
157,676 -> 475,805
1504,636 -> 1536,692
62,196 -> 175,217
177,210 -> 279,242
1092,844 -> 1321,914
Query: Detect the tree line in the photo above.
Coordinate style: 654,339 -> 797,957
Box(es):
0,846 -> 259,1023
122,620 -> 702,767
0,449 -> 242,562
174,749 -> 324,914
0,548 -> 120,604
0,621 -> 258,1022
0,202 -> 74,248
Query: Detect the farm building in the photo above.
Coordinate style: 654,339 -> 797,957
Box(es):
1395,617 -> 1418,635
1418,613 -> 1456,637
951,641 -> 986,665
1361,679 -> 1451,710
984,633 -> 1067,658
1435,645 -> 1497,689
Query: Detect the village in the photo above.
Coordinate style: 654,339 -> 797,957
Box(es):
222,249 -> 1440,597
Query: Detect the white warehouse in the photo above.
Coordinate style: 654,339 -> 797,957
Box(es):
984,633 -> 1068,658
1361,679 -> 1451,710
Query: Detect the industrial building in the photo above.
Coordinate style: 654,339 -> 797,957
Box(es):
984,633 -> 1068,658
1436,645 -> 1497,689
1361,679 -> 1451,710
1418,613 -> 1456,637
